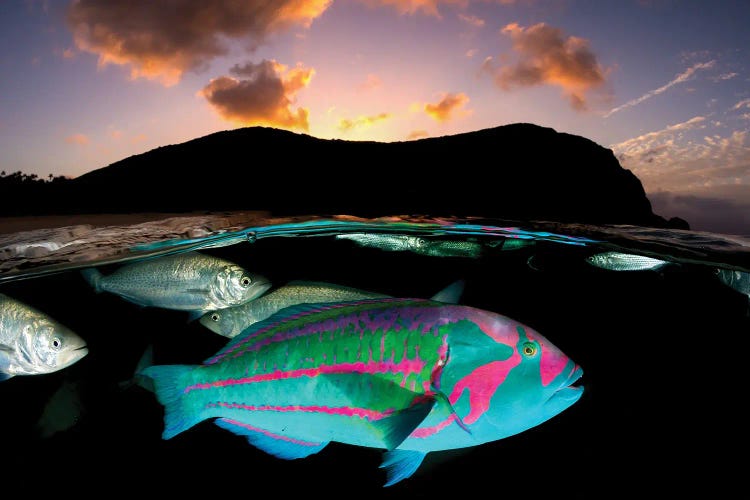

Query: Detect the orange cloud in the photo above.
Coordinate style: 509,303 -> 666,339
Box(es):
423,92 -> 471,122
66,0 -> 331,86
65,133 -> 89,145
338,113 -> 392,132
199,59 -> 313,131
408,130 -> 430,139
487,22 -> 607,111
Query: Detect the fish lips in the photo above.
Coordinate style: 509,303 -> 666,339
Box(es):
58,344 -> 89,369
549,364 -> 584,408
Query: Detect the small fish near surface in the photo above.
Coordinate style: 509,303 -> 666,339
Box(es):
585,251 -> 672,271
80,251 -> 271,321
335,233 -> 511,258
199,279 -> 465,338
0,293 -> 88,381
140,297 -> 583,487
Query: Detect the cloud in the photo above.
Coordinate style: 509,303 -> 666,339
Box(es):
732,99 -> 750,111
459,13 -> 485,27
611,118 -> 750,218
408,130 -> 430,139
65,133 -> 89,145
605,61 -> 715,117
337,112 -> 391,132
358,1 -> 517,17
66,0 -> 331,86
359,0 -> 467,17
487,22 -> 607,111
711,72 -> 738,82
199,59 -> 314,131
423,92 -> 471,122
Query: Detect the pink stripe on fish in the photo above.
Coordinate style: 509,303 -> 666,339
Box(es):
411,414 -> 456,438
447,356 -> 521,425
184,357 -> 427,393
221,419 -> 322,446
521,327 -> 570,387
208,401 -> 394,420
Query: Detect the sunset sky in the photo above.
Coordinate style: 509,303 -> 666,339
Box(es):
1,1 -> 749,234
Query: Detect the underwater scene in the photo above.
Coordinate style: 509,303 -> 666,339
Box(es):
0,212 -> 747,498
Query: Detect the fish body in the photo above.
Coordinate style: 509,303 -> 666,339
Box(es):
586,251 -> 670,271
199,279 -> 464,338
336,233 -> 492,258
200,280 -> 391,338
80,251 -> 271,317
0,293 -> 88,381
141,298 -> 583,486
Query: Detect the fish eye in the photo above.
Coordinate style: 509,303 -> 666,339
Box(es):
210,313 -> 221,322
240,276 -> 252,287
51,337 -> 62,351
521,342 -> 538,357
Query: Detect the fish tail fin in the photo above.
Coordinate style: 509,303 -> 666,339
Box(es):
80,267 -> 104,292
138,364 -> 201,440
380,449 -> 428,487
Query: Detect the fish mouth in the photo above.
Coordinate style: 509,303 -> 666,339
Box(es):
554,364 -> 584,404
60,345 -> 89,366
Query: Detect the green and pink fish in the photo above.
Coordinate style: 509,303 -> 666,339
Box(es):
140,297 -> 583,486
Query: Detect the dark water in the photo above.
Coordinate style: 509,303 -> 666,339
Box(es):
0,213 -> 747,498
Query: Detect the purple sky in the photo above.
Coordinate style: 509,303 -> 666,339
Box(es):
1,1 -> 749,234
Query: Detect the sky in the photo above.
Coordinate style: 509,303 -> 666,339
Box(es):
1,1 -> 749,235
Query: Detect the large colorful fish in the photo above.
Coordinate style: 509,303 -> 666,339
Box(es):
140,298 -> 583,486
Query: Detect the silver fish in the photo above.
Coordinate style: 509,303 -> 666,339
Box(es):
0,293 -> 88,381
200,279 -> 465,338
336,233 -> 506,258
716,268 -> 750,297
586,251 -> 670,271
80,251 -> 271,319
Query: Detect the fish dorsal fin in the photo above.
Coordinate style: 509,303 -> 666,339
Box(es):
379,449 -> 428,487
429,279 -> 465,304
215,418 -> 329,459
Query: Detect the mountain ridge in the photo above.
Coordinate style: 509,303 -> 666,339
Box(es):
3,123 -> 689,229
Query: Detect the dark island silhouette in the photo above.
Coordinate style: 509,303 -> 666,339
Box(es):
0,123 -> 689,229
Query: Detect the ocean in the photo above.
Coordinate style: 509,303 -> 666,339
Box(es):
0,212 -> 747,498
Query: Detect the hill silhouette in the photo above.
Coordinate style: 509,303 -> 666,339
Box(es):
1,123 -> 688,229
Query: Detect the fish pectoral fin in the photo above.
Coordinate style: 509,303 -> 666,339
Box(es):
431,388 -> 471,435
215,418 -> 329,460
375,397 -> 435,451
379,449 -> 428,487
